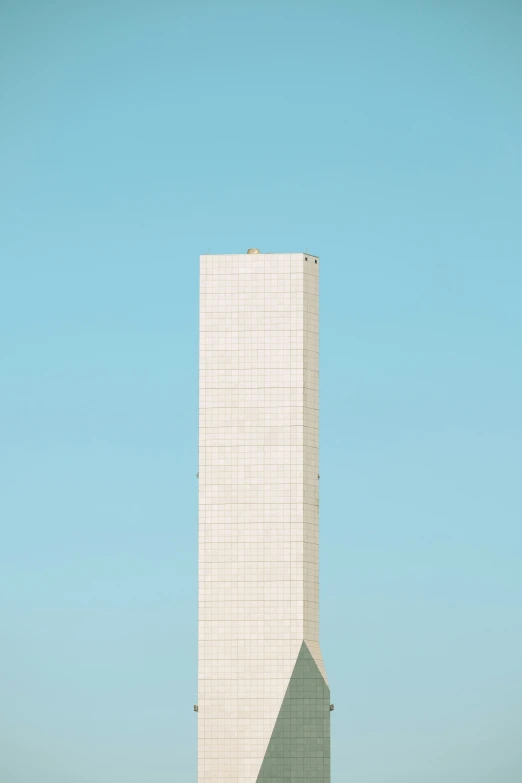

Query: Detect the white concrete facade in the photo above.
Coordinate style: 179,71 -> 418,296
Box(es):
198,252 -> 326,782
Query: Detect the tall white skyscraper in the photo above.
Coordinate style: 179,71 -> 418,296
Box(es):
198,250 -> 330,782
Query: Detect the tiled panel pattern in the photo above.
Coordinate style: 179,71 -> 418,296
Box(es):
303,258 -> 320,657
302,259 -> 327,682
198,253 -> 327,782
256,642 -> 331,782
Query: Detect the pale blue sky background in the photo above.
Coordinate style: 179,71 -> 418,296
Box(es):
1,2 -> 521,782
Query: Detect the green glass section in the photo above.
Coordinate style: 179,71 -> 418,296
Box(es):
256,642 -> 330,782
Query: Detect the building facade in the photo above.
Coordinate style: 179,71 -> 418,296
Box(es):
198,250 -> 329,782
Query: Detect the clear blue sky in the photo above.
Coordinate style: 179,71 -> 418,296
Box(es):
1,2 -> 521,782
